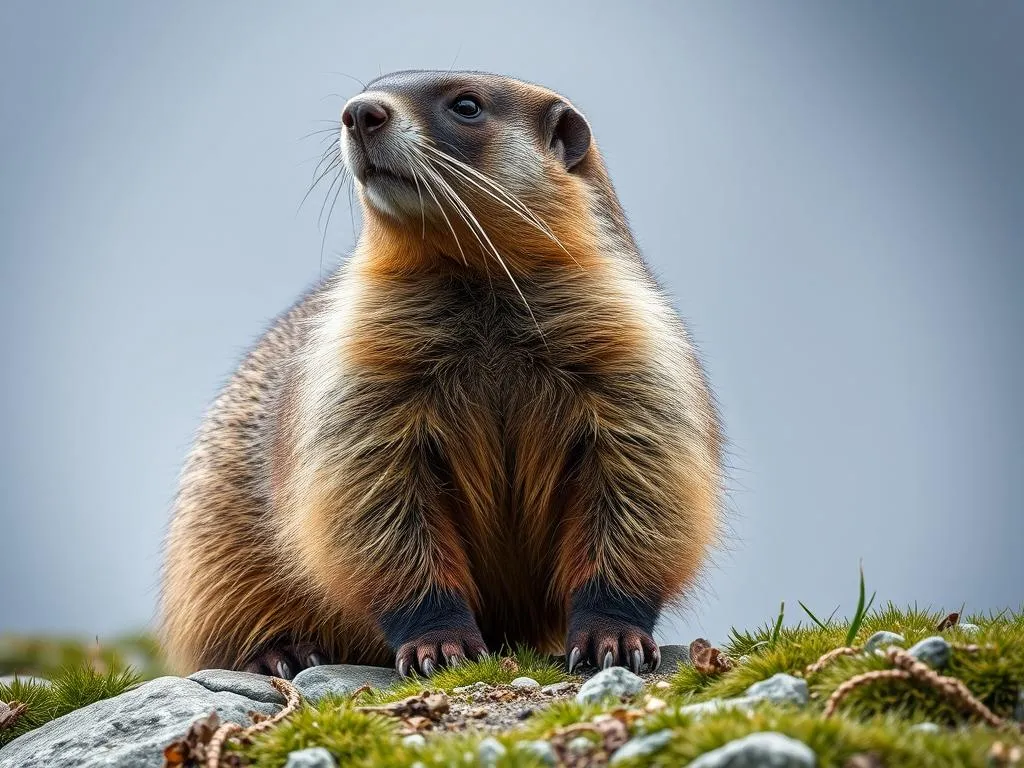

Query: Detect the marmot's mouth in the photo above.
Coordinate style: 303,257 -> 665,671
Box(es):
363,163 -> 413,187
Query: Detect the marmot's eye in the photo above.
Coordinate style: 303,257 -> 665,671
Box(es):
450,96 -> 482,119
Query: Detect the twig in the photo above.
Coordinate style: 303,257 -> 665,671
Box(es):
206,677 -> 302,768
805,647 -> 860,675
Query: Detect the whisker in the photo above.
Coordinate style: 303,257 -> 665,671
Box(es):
412,149 -> 547,347
409,156 -> 469,266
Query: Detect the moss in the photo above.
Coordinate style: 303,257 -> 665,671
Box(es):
0,665 -> 141,747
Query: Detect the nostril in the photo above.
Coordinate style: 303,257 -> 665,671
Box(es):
357,102 -> 389,133
341,107 -> 355,130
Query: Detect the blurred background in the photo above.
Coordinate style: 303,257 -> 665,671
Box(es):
1,1 -> 1021,665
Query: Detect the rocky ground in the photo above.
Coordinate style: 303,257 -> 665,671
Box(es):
2,609 -> 1023,767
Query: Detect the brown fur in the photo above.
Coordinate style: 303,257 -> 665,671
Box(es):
161,71 -> 722,674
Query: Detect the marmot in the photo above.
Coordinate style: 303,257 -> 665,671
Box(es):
161,70 -> 722,679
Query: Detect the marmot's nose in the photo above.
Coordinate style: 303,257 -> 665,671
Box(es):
342,99 -> 390,137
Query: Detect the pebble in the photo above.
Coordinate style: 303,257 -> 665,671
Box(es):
687,732 -> 816,767
678,696 -> 760,719
402,733 -> 427,749
567,736 -> 595,756
518,739 -> 558,765
516,707 -> 535,720
909,722 -> 941,733
478,736 -> 507,767
610,729 -> 673,764
284,747 -> 336,768
576,666 -> 644,704
744,673 -> 809,707
957,622 -> 980,635
511,676 -> 540,689
863,631 -> 905,654
541,681 -> 573,695
907,636 -> 952,669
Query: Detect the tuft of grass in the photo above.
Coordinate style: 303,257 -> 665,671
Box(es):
364,645 -> 570,705
0,664 -> 141,747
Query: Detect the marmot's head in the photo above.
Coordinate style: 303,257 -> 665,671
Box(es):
338,70 -> 626,267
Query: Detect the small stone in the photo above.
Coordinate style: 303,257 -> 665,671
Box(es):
511,676 -> 540,689
678,696 -> 760,719
658,644 -> 690,670
468,706 -> 489,718
402,733 -> 427,749
907,636 -> 952,669
516,707 -> 535,720
567,736 -> 595,756
744,673 -> 809,707
687,732 -> 816,767
576,666 -> 644,704
958,622 -> 980,634
518,739 -> 558,766
541,681 -> 573,695
645,696 -> 668,711
284,746 -> 336,768
654,680 -> 672,690
291,664 -> 400,702
610,729 -> 673,764
478,736 -> 507,767
910,722 -> 941,733
863,631 -> 905,654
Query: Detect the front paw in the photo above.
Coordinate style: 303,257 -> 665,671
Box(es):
566,612 -> 660,674
395,626 -> 489,677
241,641 -> 328,679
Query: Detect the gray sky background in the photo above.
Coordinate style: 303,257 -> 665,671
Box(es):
1,1 -> 1021,646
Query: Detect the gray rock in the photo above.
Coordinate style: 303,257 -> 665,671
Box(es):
576,667 -> 644,704
678,696 -> 761,719
541,681 -> 573,695
610,729 -> 673,764
863,631 -> 905,654
402,733 -> 427,749
478,736 -> 507,767
518,739 -> 558,765
188,668 -> 286,704
907,636 -> 951,669
284,747 -> 336,767
567,736 -> 594,756
658,644 -> 690,671
909,722 -> 941,733
744,673 -> 809,707
511,676 -> 540,689
687,732 -> 816,767
0,675 -> 279,768
957,622 -> 980,635
291,664 -> 400,702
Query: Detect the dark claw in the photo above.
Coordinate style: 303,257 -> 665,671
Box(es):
652,647 -> 662,671
397,658 -> 409,678
275,660 -> 292,679
631,649 -> 643,674
308,653 -> 324,667
447,655 -> 461,667
568,647 -> 581,673
421,657 -> 435,677
602,651 -> 614,670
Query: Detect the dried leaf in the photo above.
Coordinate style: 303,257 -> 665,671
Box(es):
0,701 -> 27,730
936,612 -> 960,631
689,638 -> 734,675
500,657 -> 520,673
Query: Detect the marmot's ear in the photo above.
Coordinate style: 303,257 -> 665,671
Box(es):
546,101 -> 592,171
